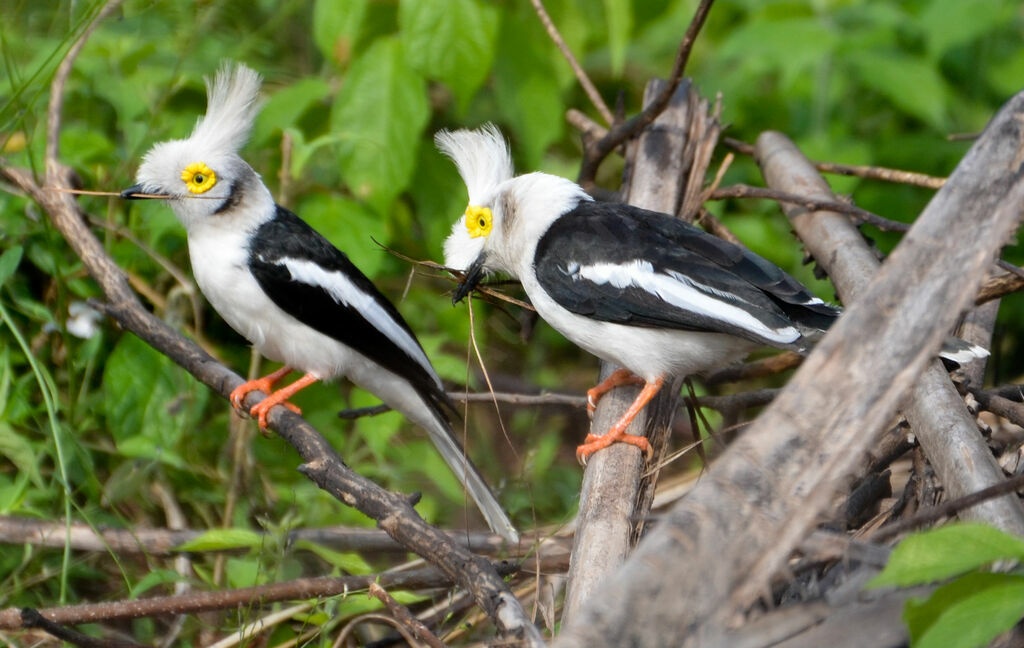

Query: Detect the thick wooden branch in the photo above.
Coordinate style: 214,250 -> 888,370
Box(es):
562,79 -> 699,625
755,131 -> 1024,535
554,89 -> 1024,648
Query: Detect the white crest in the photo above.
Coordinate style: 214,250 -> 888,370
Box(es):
434,123 -> 513,205
189,62 -> 262,154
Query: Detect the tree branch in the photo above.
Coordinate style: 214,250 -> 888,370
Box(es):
0,562 -> 524,631
577,0 -> 716,185
531,0 -> 613,125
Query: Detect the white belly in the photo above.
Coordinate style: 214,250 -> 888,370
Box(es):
188,231 -> 356,379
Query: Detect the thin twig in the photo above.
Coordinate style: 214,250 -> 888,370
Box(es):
577,0 -> 716,185
709,184 -> 910,232
0,562 -> 521,630
869,472 -> 1024,543
368,582 -> 446,648
45,0 -> 126,166
375,240 -> 536,312
722,137 -> 947,189
976,271 -> 1024,305
703,352 -> 803,385
531,0 -> 613,125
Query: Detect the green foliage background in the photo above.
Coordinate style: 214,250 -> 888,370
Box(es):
0,0 -> 1022,643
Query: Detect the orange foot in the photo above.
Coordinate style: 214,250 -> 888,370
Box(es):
230,367 -> 318,430
576,376 -> 665,464
586,368 -> 645,419
230,365 -> 294,410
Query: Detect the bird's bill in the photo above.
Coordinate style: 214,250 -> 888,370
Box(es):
452,253 -> 487,304
119,183 -> 165,200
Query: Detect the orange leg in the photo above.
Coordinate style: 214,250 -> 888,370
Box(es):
576,377 -> 664,464
586,368 -> 645,419
249,373 -> 320,430
229,365 -> 295,410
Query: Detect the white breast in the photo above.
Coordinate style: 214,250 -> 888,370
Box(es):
187,227 -> 357,379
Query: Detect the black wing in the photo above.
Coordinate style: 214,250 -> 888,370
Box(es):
533,201 -> 838,346
248,206 -> 456,420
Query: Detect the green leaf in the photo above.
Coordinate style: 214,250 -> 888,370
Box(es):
603,0 -> 633,76
918,0 -> 1012,61
987,47 -> 1024,98
905,572 -> 1024,648
493,10 -> 565,169
175,528 -> 264,552
869,523 -> 1024,588
398,0 -> 498,110
296,193 -> 389,278
313,0 -> 369,67
331,37 -> 429,214
102,335 -> 209,468
718,18 -> 839,89
847,50 -> 949,130
252,78 -> 331,147
0,246 -> 23,286
294,539 -> 374,574
130,569 -> 185,598
0,421 -> 43,488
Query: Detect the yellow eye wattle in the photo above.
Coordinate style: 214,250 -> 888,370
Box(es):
181,162 -> 217,194
465,205 -> 492,238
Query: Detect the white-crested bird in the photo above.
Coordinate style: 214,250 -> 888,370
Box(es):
437,124 -> 986,462
121,65 -> 518,543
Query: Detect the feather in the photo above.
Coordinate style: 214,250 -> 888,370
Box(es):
189,62 -> 263,155
434,123 -> 513,206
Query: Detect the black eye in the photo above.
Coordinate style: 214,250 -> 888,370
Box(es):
194,174 -> 205,183
479,217 -> 486,227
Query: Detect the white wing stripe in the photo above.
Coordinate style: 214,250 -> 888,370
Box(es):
280,258 -> 438,382
574,260 -> 800,344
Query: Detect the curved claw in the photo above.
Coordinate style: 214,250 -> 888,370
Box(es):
229,366 -> 294,411
251,397 -> 302,430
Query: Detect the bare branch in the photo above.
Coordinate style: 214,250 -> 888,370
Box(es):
870,472 -> 1024,543
45,0 -> 126,167
577,0 -> 716,185
709,183 -> 911,232
0,562 -> 521,631
368,582 -> 446,648
723,137 -> 947,189
531,0 -> 614,125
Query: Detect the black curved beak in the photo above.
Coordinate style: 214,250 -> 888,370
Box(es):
120,184 -> 146,200
452,253 -> 487,305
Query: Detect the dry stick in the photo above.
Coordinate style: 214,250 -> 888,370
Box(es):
530,0 -> 614,126
367,582 -> 446,648
577,0 -> 716,185
709,184 -> 911,232
722,137 -> 948,190
977,271 -> 1024,305
553,91 -> 1024,648
562,79 -> 695,626
870,472 -> 1024,544
755,132 -> 1024,537
0,562 -> 521,631
970,388 -> 1024,429
13,11 -> 543,645
703,351 -> 803,385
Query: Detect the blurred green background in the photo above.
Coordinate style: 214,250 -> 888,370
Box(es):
0,0 -> 1021,643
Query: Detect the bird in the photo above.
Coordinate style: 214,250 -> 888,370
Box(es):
436,124 -> 987,463
120,64 -> 518,543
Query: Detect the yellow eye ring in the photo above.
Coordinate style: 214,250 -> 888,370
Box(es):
465,205 -> 492,238
181,162 -> 217,194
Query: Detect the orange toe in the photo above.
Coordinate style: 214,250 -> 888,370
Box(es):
575,430 -> 652,464
250,397 -> 302,430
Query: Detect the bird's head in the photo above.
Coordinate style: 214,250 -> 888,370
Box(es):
436,124 -> 588,303
123,63 -> 269,231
